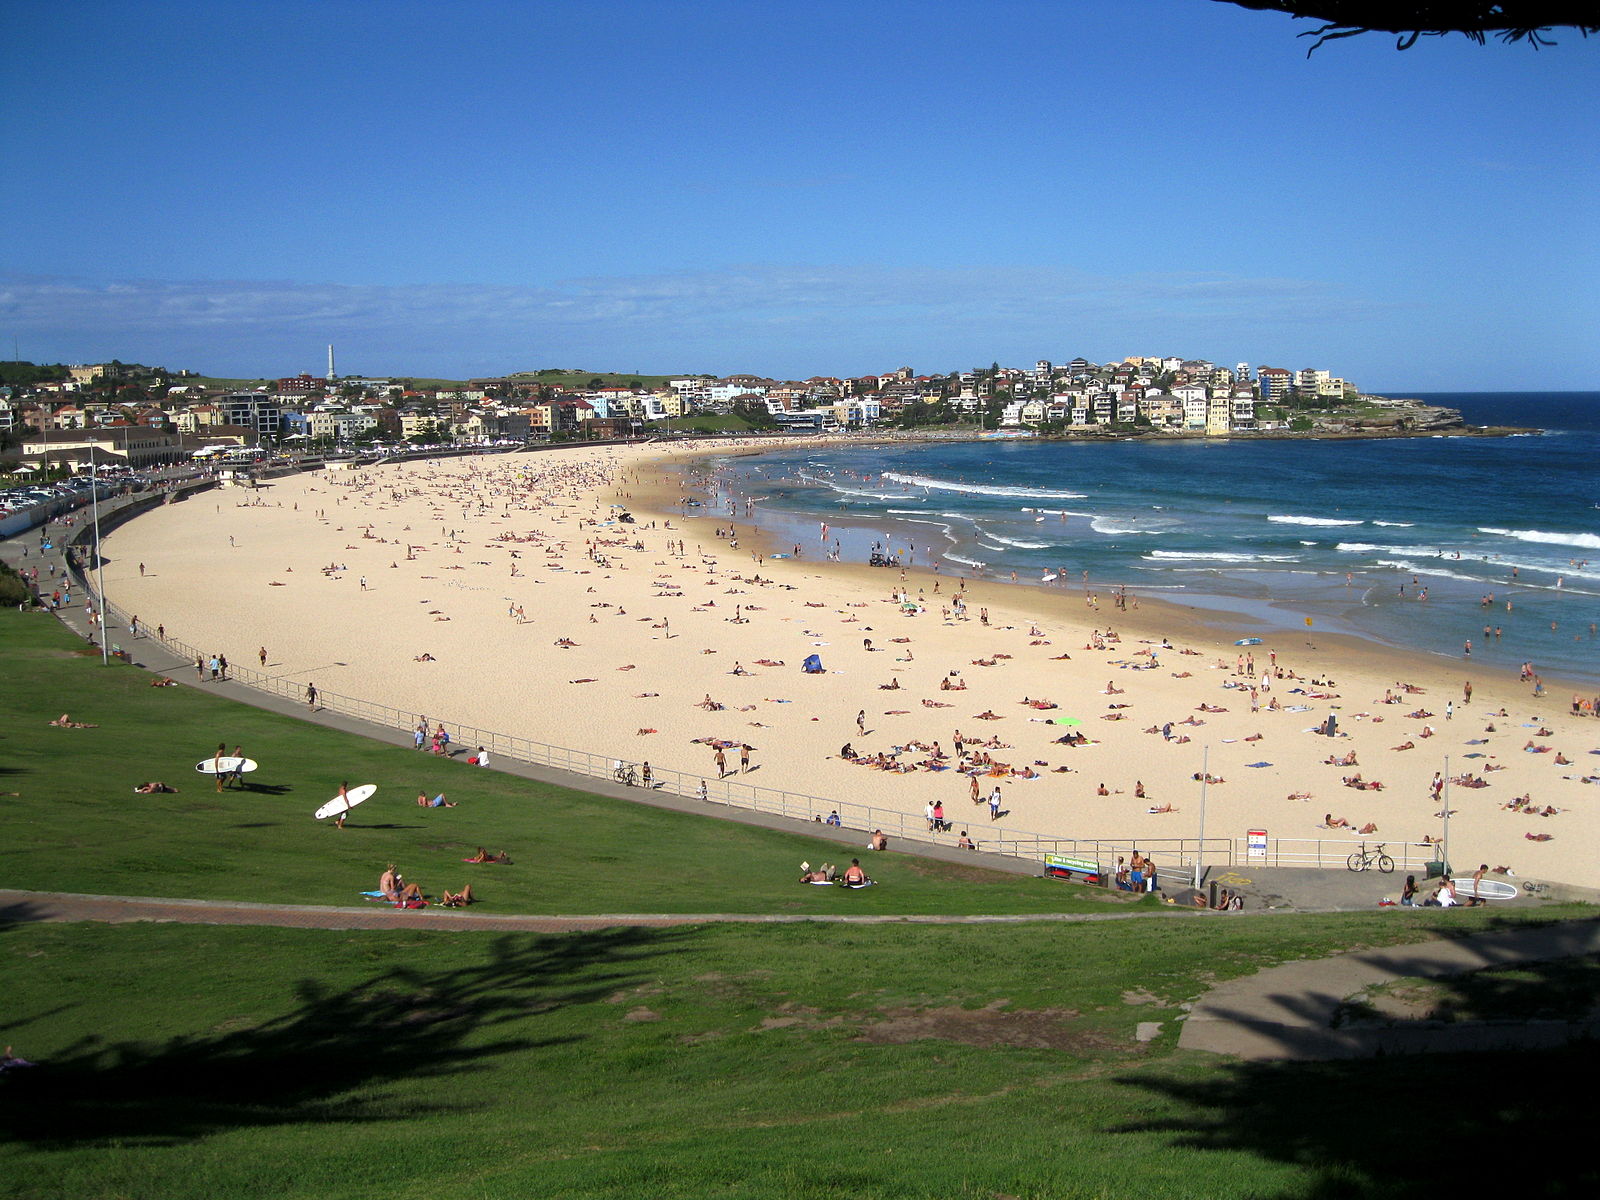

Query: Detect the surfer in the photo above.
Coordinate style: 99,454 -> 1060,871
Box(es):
213,742 -> 227,792
335,781 -> 350,828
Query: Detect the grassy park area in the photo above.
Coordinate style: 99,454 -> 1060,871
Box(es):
2,609 -> 1596,1198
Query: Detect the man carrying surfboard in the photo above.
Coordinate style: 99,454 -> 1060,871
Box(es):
1468,864 -> 1490,907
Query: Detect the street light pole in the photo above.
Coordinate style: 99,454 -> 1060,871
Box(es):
1441,754 -> 1451,874
1192,744 -> 1210,888
90,445 -> 108,666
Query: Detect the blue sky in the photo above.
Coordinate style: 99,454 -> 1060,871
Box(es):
3,1 -> 1596,388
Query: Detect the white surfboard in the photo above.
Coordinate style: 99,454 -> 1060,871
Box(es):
315,783 -> 376,820
1454,877 -> 1519,901
1041,573 -> 1058,582
195,757 -> 259,775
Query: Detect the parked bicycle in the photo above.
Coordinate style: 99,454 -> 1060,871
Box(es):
612,762 -> 636,786
1346,842 -> 1395,874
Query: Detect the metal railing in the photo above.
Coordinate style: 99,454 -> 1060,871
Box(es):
56,477 -> 1411,881
1230,836 -> 1443,873
65,542 -> 1236,873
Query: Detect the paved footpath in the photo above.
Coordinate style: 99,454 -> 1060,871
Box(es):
1180,915 -> 1600,1059
0,888 -> 1176,933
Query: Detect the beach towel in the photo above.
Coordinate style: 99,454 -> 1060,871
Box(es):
1245,761 -> 1272,768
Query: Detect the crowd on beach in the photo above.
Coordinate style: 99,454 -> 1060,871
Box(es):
95,440 -> 1600,889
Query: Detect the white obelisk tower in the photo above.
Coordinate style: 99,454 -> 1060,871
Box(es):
327,344 -> 336,383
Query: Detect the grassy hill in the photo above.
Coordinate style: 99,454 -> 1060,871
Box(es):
2,609 -> 1594,1198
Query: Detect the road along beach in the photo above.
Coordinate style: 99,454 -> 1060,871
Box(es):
101,440 -> 1600,888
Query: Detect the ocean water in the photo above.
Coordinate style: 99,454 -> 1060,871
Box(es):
689,392 -> 1600,685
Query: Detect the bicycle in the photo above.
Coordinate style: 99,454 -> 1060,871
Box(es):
612,763 -> 636,786
1521,880 -> 1551,896
1346,842 -> 1395,874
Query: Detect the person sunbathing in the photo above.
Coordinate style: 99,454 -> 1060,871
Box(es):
1391,741 -> 1415,751
149,677 -> 176,687
868,830 -> 888,852
1357,821 -> 1378,835
440,884 -> 476,907
843,858 -> 869,885
1324,814 -> 1351,828
465,847 -> 506,864
1147,803 -> 1178,814
133,782 -> 177,793
49,714 -> 97,728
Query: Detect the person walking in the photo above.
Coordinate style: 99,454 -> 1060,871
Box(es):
740,743 -> 751,772
715,746 -> 727,778
988,786 -> 1002,821
259,646 -> 268,668
306,682 -> 318,710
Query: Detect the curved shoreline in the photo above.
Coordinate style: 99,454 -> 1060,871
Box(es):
97,441 -> 1600,889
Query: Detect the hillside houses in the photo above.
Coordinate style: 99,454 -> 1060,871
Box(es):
0,353 -> 1369,469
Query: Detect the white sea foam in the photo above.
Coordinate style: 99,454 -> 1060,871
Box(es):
1267,514 -> 1364,527
1370,560 -> 1485,584
985,533 -> 1053,549
944,553 -> 987,568
796,471 -> 913,500
1090,517 -> 1162,536
1145,551 -> 1300,564
883,472 -> 1086,499
1478,527 -> 1600,551
1372,521 -> 1415,527
1336,542 -> 1446,557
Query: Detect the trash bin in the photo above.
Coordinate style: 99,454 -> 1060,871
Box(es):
1425,858 -> 1451,878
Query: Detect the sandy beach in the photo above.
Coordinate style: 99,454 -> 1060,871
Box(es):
102,441 -> 1600,889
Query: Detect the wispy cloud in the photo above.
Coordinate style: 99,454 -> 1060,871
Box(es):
0,267 -> 1388,377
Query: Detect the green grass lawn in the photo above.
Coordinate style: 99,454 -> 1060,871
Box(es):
4,608 -> 1598,1199
0,609 -> 1129,916
4,914 -> 1595,1200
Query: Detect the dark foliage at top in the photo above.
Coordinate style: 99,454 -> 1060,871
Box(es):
1216,1 -> 1599,51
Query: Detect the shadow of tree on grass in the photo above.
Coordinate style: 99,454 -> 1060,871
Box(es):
0,925 -> 690,1148
1118,917 -> 1600,1197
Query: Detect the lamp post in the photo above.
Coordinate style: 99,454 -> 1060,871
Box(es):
1192,744 -> 1210,888
90,443 -> 108,666
1441,754 -> 1451,874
